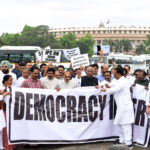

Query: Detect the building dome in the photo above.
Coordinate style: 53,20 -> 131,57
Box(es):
99,22 -> 105,28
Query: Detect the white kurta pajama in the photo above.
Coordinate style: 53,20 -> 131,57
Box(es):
0,95 -> 6,149
104,76 -> 134,145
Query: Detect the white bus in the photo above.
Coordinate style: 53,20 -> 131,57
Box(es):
132,56 -> 146,72
0,46 -> 72,69
0,46 -> 42,63
91,53 -> 150,74
91,53 -> 134,72
137,55 -> 150,72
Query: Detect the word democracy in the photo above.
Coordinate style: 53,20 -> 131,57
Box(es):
14,91 -> 115,123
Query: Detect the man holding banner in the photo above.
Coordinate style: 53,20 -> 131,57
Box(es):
59,71 -> 76,89
101,67 -> 134,149
22,66 -> 42,88
81,66 -> 99,87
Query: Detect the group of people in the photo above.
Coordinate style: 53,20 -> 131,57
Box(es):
0,58 -> 150,150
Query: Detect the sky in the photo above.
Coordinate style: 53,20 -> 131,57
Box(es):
0,0 -> 150,35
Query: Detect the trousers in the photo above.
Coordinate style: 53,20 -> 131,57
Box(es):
118,124 -> 132,145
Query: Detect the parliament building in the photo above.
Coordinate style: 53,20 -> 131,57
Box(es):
49,23 -> 150,49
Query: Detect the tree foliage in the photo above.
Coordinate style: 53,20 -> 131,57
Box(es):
145,35 -> 150,54
76,33 -> 94,57
136,44 -> 145,55
19,25 -> 51,47
1,33 -> 20,46
114,39 -> 122,53
102,39 -> 132,53
145,35 -> 150,47
60,32 -> 76,48
120,39 -> 132,53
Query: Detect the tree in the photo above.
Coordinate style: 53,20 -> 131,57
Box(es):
19,25 -> 38,46
36,25 -> 49,36
21,25 -> 35,35
120,39 -> 132,54
145,35 -> 150,54
76,33 -> 94,57
19,25 -> 56,48
47,34 -> 63,49
145,35 -> 150,47
60,32 -> 76,48
0,33 -> 20,46
0,37 -> 5,46
136,44 -> 145,55
114,39 -> 122,52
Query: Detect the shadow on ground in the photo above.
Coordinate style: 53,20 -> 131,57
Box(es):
15,142 -> 150,150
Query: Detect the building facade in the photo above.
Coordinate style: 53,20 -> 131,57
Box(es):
48,23 -> 150,49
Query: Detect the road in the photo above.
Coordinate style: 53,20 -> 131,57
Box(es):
15,142 -> 150,150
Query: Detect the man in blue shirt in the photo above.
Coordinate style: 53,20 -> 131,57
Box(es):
97,64 -> 108,82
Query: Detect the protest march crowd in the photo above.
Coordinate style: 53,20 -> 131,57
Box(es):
0,54 -> 150,150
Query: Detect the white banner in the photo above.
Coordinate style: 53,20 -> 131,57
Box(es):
42,49 -> 61,62
101,45 -> 110,56
6,86 -> 150,147
94,45 -> 110,56
35,50 -> 44,62
63,47 -> 80,60
71,54 -> 90,69
94,45 -> 101,55
36,48 -> 61,63
132,84 -> 150,147
7,87 -> 118,144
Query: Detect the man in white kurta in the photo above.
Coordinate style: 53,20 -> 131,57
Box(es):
59,71 -> 76,89
17,68 -> 30,87
100,71 -> 116,88
124,65 -> 135,86
40,68 -> 60,89
101,67 -> 134,147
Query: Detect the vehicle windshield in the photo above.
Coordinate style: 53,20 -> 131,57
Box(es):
0,54 -> 35,63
